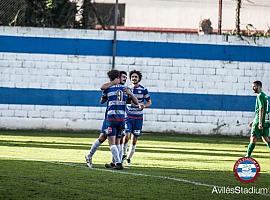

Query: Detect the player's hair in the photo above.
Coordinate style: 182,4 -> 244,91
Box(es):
107,70 -> 120,81
120,71 -> 127,76
253,80 -> 262,87
129,70 -> 142,82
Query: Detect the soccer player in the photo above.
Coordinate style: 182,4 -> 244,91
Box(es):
101,70 -> 139,169
101,71 -> 129,168
85,71 -> 128,168
123,70 -> 152,166
246,80 -> 270,157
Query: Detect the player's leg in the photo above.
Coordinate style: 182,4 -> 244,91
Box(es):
85,133 -> 107,168
85,120 -> 107,168
107,126 -> 121,163
107,137 -> 119,162
127,119 -> 143,165
107,132 -> 125,166
246,123 -> 261,157
246,136 -> 257,157
88,133 -> 107,158
117,128 -> 125,163
122,133 -> 130,160
122,118 -> 132,161
120,135 -> 124,160
110,133 -> 122,164
113,125 -> 125,169
262,136 -> 270,148
127,133 -> 138,166
261,127 -> 270,149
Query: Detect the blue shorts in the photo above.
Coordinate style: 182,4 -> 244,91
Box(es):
125,118 -> 143,137
106,121 -> 125,138
100,120 -> 107,133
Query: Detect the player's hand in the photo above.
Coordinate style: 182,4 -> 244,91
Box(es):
112,78 -> 120,85
248,121 -> 253,128
124,88 -> 132,95
258,123 -> 263,130
139,104 -> 145,110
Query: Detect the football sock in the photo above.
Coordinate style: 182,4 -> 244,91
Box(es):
127,144 -> 136,160
116,144 -> 122,162
89,139 -> 101,157
117,144 -> 123,162
123,143 -> 128,155
267,142 -> 270,148
110,145 -> 120,163
246,143 -> 256,157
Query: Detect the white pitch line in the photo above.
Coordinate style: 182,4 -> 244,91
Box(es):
1,156 -> 270,197
0,156 -> 215,187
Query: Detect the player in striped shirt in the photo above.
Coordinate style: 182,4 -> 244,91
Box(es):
123,70 -> 152,166
102,70 -> 139,169
85,71 -> 132,169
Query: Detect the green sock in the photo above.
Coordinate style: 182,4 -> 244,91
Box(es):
267,142 -> 270,149
246,143 -> 256,157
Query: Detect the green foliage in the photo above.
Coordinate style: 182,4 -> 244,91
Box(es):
24,0 -> 76,28
46,0 -> 53,9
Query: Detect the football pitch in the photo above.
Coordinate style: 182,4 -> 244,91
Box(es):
0,130 -> 269,200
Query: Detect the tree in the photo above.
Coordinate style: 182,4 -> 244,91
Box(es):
234,0 -> 254,36
235,0 -> 241,35
25,0 -> 76,28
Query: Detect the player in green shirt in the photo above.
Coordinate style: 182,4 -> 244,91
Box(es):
246,80 -> 270,157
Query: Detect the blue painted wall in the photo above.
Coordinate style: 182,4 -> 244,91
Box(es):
1,35 -> 269,112
0,35 -> 270,62
0,87 -> 255,112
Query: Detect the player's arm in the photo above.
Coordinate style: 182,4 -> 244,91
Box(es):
140,91 -> 152,109
126,96 -> 132,104
258,107 -> 264,129
100,95 -> 108,104
100,78 -> 119,90
258,94 -> 264,129
125,88 -> 139,105
100,89 -> 108,104
141,99 -> 152,109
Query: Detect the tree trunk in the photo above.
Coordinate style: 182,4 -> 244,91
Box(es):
235,0 -> 241,35
74,0 -> 84,27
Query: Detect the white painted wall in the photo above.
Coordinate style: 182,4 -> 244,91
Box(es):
0,26 -> 270,135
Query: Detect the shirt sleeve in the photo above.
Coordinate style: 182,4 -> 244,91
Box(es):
266,96 -> 269,113
102,89 -> 108,98
144,88 -> 151,101
257,93 -> 264,109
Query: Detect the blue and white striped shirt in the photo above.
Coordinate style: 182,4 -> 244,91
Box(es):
103,84 -> 128,122
126,84 -> 150,119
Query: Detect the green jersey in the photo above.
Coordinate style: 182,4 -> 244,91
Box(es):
253,91 -> 268,124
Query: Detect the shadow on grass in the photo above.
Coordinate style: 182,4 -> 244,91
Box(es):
1,139 -> 269,159
0,129 -> 252,145
0,129 -> 100,138
1,159 -> 270,200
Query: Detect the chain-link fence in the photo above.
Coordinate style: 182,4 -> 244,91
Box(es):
0,0 -> 26,26
0,0 -> 77,28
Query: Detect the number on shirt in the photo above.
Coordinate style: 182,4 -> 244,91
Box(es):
116,90 -> 123,101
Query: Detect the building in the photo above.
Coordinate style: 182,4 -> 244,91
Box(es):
94,0 -> 270,31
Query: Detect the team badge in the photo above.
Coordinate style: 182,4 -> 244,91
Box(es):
106,127 -> 112,135
233,157 -> 260,183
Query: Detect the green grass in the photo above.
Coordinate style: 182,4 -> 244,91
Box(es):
0,130 -> 270,200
